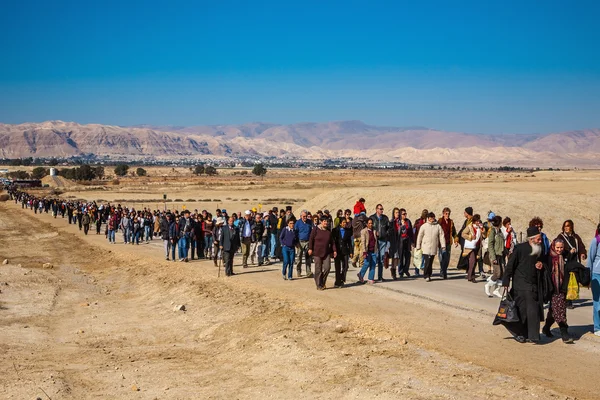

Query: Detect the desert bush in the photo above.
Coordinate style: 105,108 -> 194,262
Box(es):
174,199 -> 183,202
240,198 -> 249,201
212,199 -> 221,202
112,179 -> 120,185
186,199 -> 195,202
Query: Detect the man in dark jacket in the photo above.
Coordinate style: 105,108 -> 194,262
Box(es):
501,226 -> 546,343
220,216 -> 240,276
332,219 -> 353,287
250,214 -> 265,265
370,204 -> 390,282
160,214 -> 170,260
192,214 -> 204,260
178,210 -> 194,262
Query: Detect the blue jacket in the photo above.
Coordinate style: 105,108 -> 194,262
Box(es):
280,227 -> 298,248
586,236 -> 600,275
294,219 -> 312,241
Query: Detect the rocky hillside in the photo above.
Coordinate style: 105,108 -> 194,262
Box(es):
1,120 -> 599,167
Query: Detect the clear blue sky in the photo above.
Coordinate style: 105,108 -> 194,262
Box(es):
1,0 -> 599,134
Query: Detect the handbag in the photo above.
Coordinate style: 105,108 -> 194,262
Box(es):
493,288 -> 520,325
412,248 -> 423,268
566,272 -> 579,300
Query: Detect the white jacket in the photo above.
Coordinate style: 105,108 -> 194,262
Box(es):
416,221 -> 446,256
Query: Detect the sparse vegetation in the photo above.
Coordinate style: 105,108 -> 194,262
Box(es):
114,164 -> 129,176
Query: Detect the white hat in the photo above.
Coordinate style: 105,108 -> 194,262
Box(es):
216,217 -> 225,225
244,210 -> 251,215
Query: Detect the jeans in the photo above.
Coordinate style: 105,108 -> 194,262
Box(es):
375,240 -> 388,280
359,252 -> 377,281
164,240 -> 172,259
178,236 -> 189,260
144,225 -> 151,241
282,246 -> 295,279
191,238 -> 196,258
108,229 -> 115,243
592,273 -> 600,333
204,236 -> 214,257
171,240 -> 177,260
439,246 -> 451,276
270,233 -> 277,258
123,228 -> 130,243
134,230 -> 141,244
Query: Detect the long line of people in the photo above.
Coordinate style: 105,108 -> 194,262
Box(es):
5,187 -> 600,342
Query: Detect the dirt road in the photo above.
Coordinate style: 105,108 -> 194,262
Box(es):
1,201 -> 598,399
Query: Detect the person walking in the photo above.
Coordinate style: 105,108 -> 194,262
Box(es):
357,219 -> 377,284
220,216 -> 240,277
294,210 -> 313,278
351,211 -> 369,268
456,207 -> 474,270
463,214 -> 482,283
250,214 -> 264,265
485,215 -> 505,297
239,210 -> 254,268
413,209 -> 428,276
279,219 -> 298,280
542,239 -> 574,343
178,210 -> 194,261
120,213 -> 131,244
438,207 -> 457,279
332,218 -> 353,287
501,226 -> 547,343
416,212 -> 446,281
370,204 -> 390,282
160,213 -> 171,260
587,223 -> 600,336
82,212 -> 91,235
203,215 -> 214,259
308,216 -> 337,290
107,211 -> 117,244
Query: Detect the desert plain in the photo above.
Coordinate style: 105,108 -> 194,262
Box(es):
1,167 -> 600,399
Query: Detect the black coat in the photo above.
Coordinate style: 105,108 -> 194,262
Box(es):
388,218 -> 413,258
332,227 -> 353,257
503,242 -> 546,291
369,213 -> 390,241
220,225 -> 240,252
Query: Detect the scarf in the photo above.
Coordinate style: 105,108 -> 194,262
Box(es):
549,241 -> 565,290
505,230 -> 512,250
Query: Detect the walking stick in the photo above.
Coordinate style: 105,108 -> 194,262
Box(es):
218,255 -> 222,278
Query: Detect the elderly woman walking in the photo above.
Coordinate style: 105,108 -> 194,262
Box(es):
542,239 -> 574,343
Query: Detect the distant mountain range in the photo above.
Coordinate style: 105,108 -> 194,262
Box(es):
1,120 -> 599,167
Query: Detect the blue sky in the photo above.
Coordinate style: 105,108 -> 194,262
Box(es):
1,0 -> 599,134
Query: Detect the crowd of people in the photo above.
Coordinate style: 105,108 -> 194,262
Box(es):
5,187 -> 600,344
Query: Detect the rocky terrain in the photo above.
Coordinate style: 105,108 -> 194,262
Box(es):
1,120 -> 599,167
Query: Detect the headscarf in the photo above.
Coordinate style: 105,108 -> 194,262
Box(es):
549,240 -> 566,290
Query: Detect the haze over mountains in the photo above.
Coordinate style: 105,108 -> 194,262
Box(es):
1,120 -> 599,167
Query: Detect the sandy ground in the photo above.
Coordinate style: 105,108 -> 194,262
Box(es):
2,177 -> 600,399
